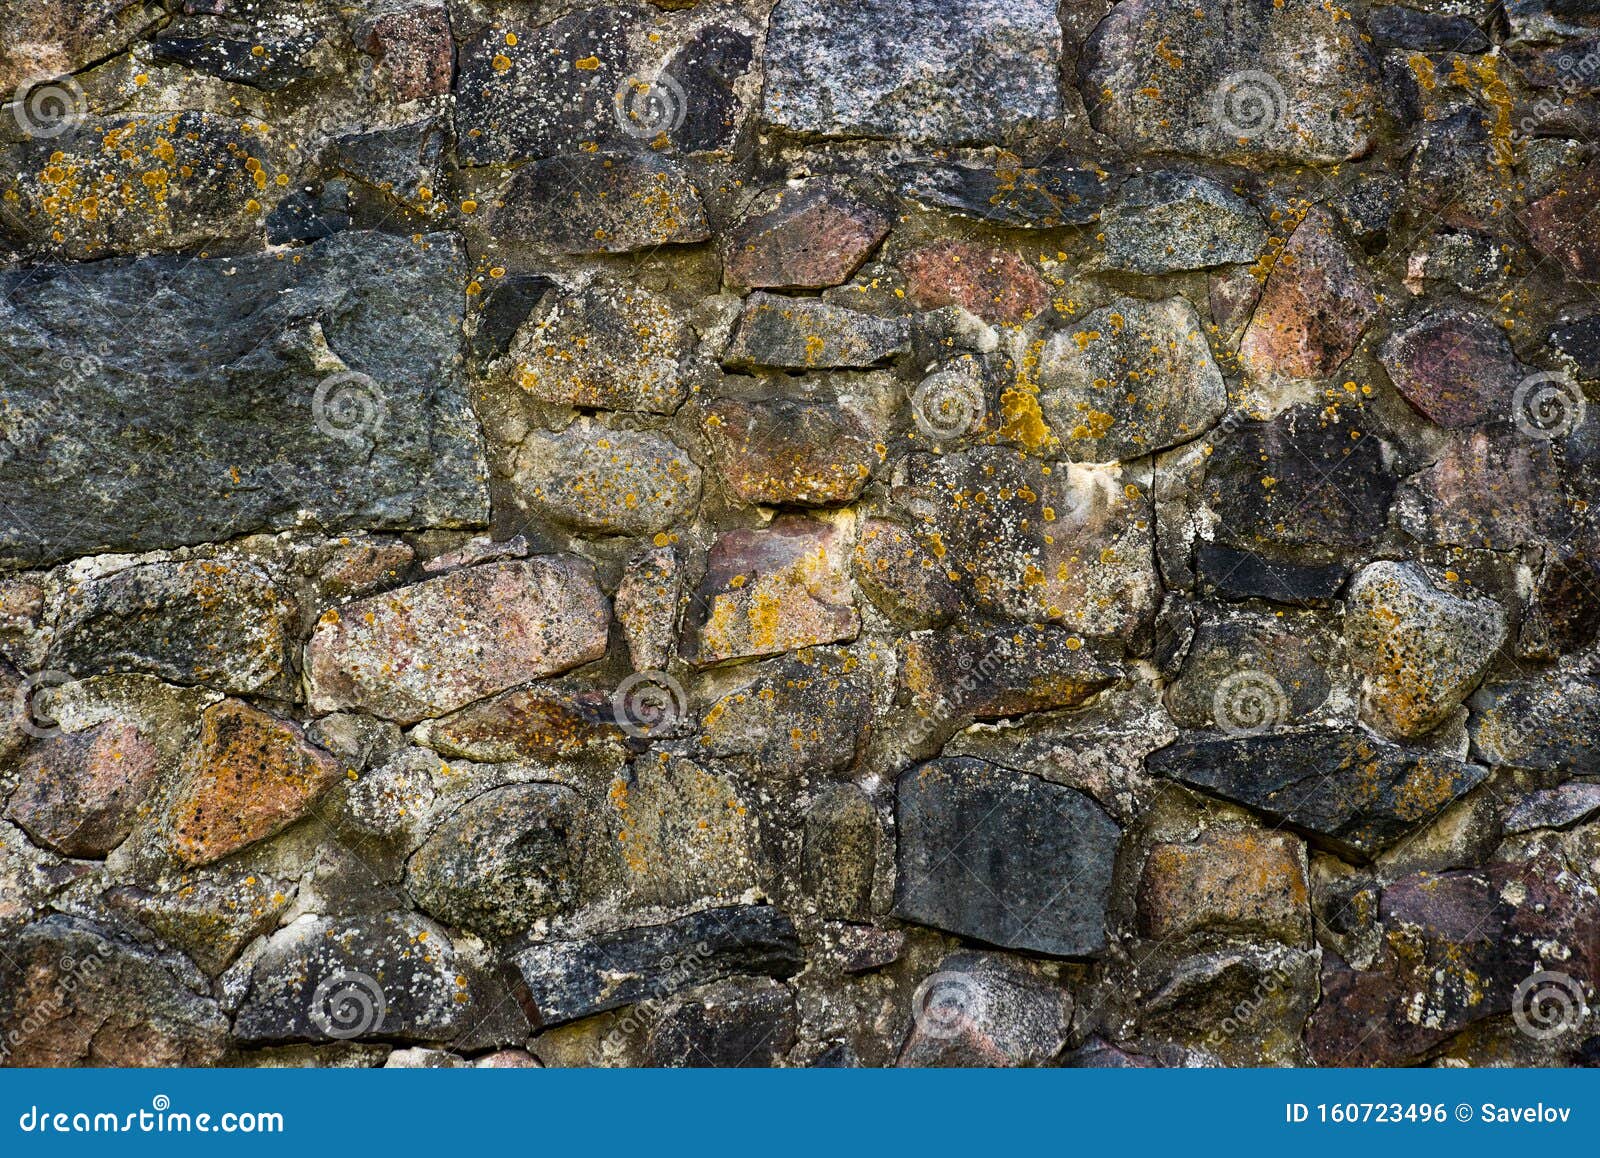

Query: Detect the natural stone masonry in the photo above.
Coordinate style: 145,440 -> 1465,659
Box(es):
4,0 -> 1600,1072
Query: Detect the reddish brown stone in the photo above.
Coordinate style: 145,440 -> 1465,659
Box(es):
702,396 -> 879,506
1306,857 -> 1600,1065
415,685 -> 628,765
1379,310 -> 1523,428
7,722 -> 160,858
357,4 -> 454,102
683,517 -> 859,666
1240,208 -> 1377,380
306,557 -> 610,723
169,701 -> 344,869
1406,432 -> 1569,550
1528,160 -> 1600,284
723,184 -> 891,290
903,240 -> 1051,325
0,916 -> 228,1067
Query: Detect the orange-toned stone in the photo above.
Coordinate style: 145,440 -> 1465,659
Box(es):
1138,829 -> 1311,944
169,700 -> 343,868
1239,208 -> 1377,381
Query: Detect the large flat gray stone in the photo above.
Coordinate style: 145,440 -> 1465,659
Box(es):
0,230 -> 488,566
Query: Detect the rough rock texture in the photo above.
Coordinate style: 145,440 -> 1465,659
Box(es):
3,0 -> 1599,1072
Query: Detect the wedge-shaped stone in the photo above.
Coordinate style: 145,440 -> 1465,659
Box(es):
1147,730 -> 1488,859
306,557 -> 610,724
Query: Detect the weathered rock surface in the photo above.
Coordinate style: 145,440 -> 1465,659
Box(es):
0,916 -> 227,1066
898,952 -> 1072,1067
49,558 -> 295,695
1307,859 -> 1600,1065
509,281 -> 691,414
683,518 -> 859,666
1138,830 -> 1311,944
168,700 -> 344,868
1080,0 -> 1383,164
723,185 -> 891,290
702,396 -> 879,506
1239,209 -> 1378,381
903,240 -> 1051,325
515,425 -> 701,536
1379,310 -> 1526,428
895,757 -> 1121,957
763,0 -> 1063,144
511,906 -> 803,1026
1037,296 -> 1228,461
490,153 -> 710,254
1345,561 -> 1508,740
722,294 -> 908,370
0,232 -> 488,566
1100,174 -> 1267,273
234,912 -> 530,1048
307,557 -> 610,723
407,784 -> 585,938
1147,730 -> 1488,859
5,721 -> 159,857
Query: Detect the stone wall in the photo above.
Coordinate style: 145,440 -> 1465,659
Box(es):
0,0 -> 1598,1068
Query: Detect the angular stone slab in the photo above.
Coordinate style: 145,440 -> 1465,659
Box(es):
763,0 -> 1063,145
894,757 -> 1120,957
0,231 -> 488,567
306,557 -> 610,724
1147,730 -> 1489,859
233,911 -> 532,1049
511,905 -> 804,1026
